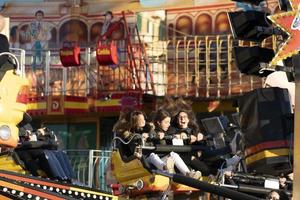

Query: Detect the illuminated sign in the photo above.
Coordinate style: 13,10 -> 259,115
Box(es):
60,50 -> 74,56
97,48 -> 110,55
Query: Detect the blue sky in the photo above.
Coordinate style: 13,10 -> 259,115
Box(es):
0,0 -> 44,5
0,0 -> 45,12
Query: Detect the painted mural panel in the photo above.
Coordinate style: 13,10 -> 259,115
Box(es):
215,12 -> 230,34
12,23 -> 56,50
176,15 -> 193,36
90,22 -> 103,44
168,10 -> 229,37
165,1 -> 278,38
10,19 -> 125,49
6,0 -> 274,48
59,19 -> 88,46
10,10 -> 56,51
195,14 -> 212,35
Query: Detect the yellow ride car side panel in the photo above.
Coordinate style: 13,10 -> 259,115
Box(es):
0,154 -> 25,174
145,175 -> 169,191
111,150 -> 170,191
172,182 -> 199,192
111,150 -> 151,183
111,150 -> 204,192
0,70 -> 28,108
0,70 -> 29,147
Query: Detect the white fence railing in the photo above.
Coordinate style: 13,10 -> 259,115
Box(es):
66,150 -> 112,192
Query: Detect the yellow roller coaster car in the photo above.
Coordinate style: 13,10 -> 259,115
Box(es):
0,52 -> 29,148
110,139 -> 200,197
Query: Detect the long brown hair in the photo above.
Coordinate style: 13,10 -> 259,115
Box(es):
173,110 -> 199,134
130,110 -> 145,131
113,107 -> 135,136
154,109 -> 171,128
158,96 -> 199,133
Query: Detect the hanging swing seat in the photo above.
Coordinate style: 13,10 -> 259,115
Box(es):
59,41 -> 81,67
96,41 -> 119,66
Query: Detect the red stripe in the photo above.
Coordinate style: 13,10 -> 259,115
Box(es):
64,109 -> 88,114
96,91 -> 141,99
109,94 -> 140,99
80,12 -> 134,18
95,104 -> 142,111
45,96 -> 87,102
28,97 -> 47,103
27,110 -> 47,116
64,96 -> 87,102
11,16 -> 61,20
245,140 -> 291,157
0,173 -> 69,190
95,106 -> 122,112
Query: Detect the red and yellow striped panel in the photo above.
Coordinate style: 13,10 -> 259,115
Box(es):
47,95 -> 89,115
28,92 -> 143,115
245,148 -> 290,165
64,96 -> 88,114
245,140 -> 291,157
95,91 -> 142,112
26,97 -> 47,116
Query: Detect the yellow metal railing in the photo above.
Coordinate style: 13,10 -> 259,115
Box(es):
161,34 -> 277,98
21,34 -> 278,99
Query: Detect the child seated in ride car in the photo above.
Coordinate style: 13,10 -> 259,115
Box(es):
168,110 -> 212,176
169,109 -> 242,176
113,109 -> 201,179
152,97 -> 243,177
146,109 -> 201,178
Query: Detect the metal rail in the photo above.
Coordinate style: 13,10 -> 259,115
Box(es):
15,34 -> 277,99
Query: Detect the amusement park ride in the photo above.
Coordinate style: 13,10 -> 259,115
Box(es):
59,11 -> 155,95
0,50 -> 119,199
107,0 -> 297,199
0,0 -> 299,198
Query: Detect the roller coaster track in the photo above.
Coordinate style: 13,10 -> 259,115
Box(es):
0,170 -> 118,200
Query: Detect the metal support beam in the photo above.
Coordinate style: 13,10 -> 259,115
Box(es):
293,54 -> 300,199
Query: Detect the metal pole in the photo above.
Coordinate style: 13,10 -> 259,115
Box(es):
85,47 -> 90,96
216,35 -> 221,98
194,36 -> 200,97
88,150 -> 94,188
205,36 -> 210,98
293,54 -> 300,199
20,49 -> 26,78
45,51 -> 50,96
9,48 -> 25,77
175,40 -> 181,96
227,35 -> 232,96
62,67 -> 67,96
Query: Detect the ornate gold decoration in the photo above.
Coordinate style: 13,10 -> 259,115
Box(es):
269,0 -> 300,65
